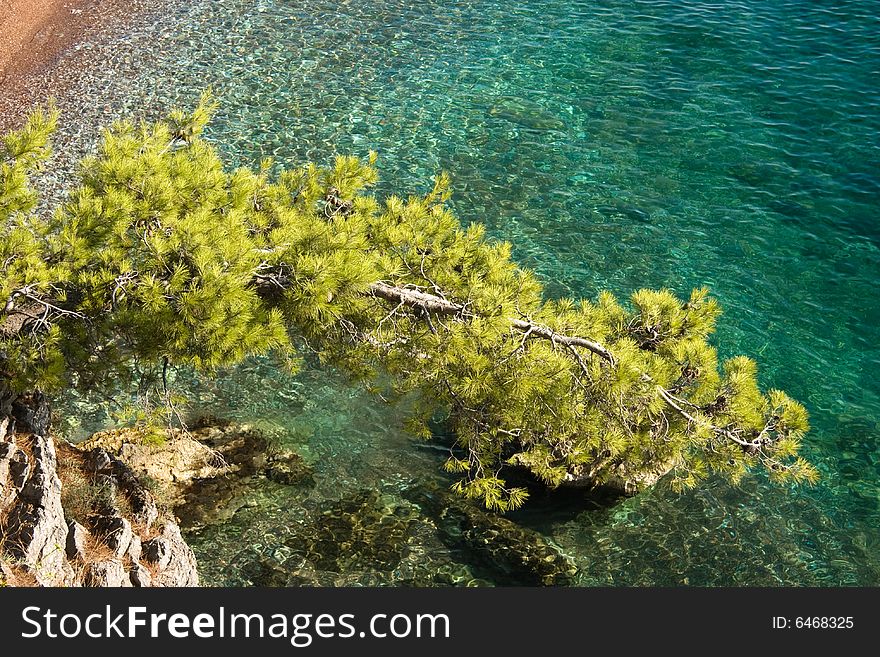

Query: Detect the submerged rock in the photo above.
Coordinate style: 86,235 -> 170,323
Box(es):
265,453 -> 315,487
487,97 -> 567,132
240,556 -> 303,587
560,455 -> 678,496
595,199 -> 653,223
406,485 -> 577,586
253,485 -> 575,587
191,483 -> 489,587
297,490 -> 418,573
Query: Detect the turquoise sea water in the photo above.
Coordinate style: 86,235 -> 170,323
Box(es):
54,0 -> 880,584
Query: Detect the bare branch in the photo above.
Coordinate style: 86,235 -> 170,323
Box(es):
367,281 -> 616,363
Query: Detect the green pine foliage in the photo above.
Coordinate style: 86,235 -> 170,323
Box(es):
0,96 -> 817,510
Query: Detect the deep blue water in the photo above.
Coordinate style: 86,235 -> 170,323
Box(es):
52,0 -> 880,584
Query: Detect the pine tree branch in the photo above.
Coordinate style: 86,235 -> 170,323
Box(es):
366,280 -> 778,462
508,317 -> 615,364
368,281 -> 469,318
367,281 -> 615,363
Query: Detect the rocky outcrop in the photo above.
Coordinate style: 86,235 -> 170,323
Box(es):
11,392 -> 51,439
84,560 -> 130,587
65,444 -> 199,587
2,406 -> 315,587
91,514 -> 133,557
79,419 -> 314,527
65,520 -> 88,561
143,523 -> 198,587
0,410 -> 199,587
1,431 -> 75,586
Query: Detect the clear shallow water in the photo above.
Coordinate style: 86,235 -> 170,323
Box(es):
52,0 -> 880,584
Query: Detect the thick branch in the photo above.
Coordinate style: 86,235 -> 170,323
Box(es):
368,281 -> 467,317
367,281 -> 615,363
508,318 -> 615,363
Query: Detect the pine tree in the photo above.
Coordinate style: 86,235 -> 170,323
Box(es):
0,95 -> 817,510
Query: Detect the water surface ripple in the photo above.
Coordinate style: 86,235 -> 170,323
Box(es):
53,0 -> 880,585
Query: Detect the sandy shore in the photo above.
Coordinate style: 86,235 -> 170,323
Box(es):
0,0 -> 108,79
0,0 -> 165,134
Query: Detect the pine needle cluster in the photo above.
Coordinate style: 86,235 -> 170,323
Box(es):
0,96 -> 817,510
